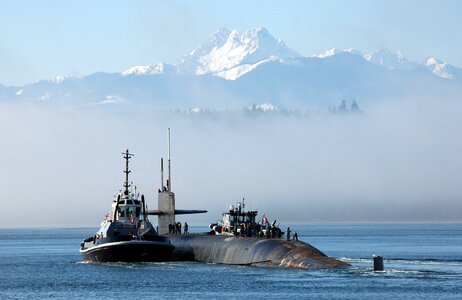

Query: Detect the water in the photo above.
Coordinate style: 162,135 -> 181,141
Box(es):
1,224 -> 461,299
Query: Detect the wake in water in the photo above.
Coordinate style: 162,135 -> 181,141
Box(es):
75,260 -> 193,270
340,257 -> 462,266
336,257 -> 462,280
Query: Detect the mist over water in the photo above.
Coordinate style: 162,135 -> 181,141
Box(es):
1,94 -> 462,228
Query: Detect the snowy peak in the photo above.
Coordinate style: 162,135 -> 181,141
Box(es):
364,49 -> 415,70
178,28 -> 231,74
312,48 -> 342,58
423,57 -> 451,79
312,48 -> 363,58
207,27 -> 231,47
47,75 -> 70,84
422,57 -> 462,80
178,27 -> 299,78
122,63 -> 176,76
424,57 -> 444,67
187,27 -> 231,58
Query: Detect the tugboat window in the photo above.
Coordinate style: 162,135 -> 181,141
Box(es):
118,207 -> 126,218
127,206 -> 136,217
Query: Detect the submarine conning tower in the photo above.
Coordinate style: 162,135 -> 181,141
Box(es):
148,128 -> 206,235
158,128 -> 175,235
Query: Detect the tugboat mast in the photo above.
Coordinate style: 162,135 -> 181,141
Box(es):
122,149 -> 134,195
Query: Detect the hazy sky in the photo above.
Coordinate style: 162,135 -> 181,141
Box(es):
1,0 -> 462,85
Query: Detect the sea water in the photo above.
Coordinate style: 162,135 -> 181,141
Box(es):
0,223 -> 461,299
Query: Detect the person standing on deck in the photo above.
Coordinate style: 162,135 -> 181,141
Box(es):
293,232 -> 298,242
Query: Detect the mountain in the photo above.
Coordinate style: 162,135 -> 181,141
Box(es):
422,57 -> 462,80
0,83 -> 15,101
121,63 -> 177,76
121,27 -> 300,81
177,27 -> 231,75
2,27 -> 462,110
364,49 -> 416,71
312,48 -> 362,58
178,27 -> 300,80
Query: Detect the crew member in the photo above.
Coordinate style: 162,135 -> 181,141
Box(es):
177,222 -> 182,234
184,222 -> 189,234
286,227 -> 291,241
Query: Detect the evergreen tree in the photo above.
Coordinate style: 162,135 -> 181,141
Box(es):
351,100 -> 360,112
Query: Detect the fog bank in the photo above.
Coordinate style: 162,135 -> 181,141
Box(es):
1,96 -> 461,228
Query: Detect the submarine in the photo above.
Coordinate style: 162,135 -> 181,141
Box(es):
169,202 -> 348,269
80,150 -> 174,262
148,129 -> 349,270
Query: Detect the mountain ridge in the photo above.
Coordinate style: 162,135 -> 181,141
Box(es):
1,27 -> 461,109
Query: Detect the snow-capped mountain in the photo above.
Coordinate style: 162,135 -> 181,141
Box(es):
422,57 -> 462,80
122,63 -> 176,76
312,48 -> 362,58
186,27 -> 300,78
50,75 -> 69,84
120,28 -> 461,82
177,27 -> 231,75
364,49 -> 416,71
2,27 -> 462,109
130,27 -> 301,80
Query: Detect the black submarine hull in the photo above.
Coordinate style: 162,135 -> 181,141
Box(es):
80,240 -> 175,262
168,235 -> 349,269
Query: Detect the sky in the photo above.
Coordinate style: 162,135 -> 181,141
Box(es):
1,0 -> 462,86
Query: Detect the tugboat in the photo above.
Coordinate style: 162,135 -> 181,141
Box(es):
80,150 -> 174,262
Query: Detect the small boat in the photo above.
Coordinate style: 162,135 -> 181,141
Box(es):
80,150 -> 174,262
208,199 -> 283,238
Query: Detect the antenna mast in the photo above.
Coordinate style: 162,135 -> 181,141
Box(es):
168,128 -> 171,192
122,149 -> 134,195
160,157 -> 164,191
